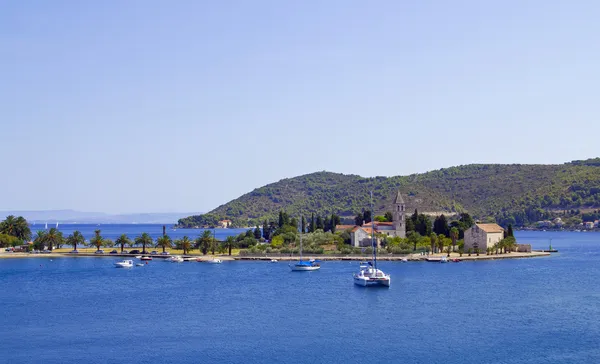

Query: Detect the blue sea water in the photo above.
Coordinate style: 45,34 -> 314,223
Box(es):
1,230 -> 600,364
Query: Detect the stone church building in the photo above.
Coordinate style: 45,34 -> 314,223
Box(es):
337,191 -> 407,247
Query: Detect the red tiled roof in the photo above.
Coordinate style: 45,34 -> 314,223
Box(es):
476,223 -> 504,233
335,225 -> 356,231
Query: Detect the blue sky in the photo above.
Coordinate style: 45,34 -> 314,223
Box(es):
2,0 -> 599,214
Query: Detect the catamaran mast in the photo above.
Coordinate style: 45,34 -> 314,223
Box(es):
370,191 -> 377,270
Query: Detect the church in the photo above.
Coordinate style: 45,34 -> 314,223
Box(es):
336,191 -> 406,247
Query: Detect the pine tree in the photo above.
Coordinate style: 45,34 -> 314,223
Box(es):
363,210 -> 372,224
384,211 -> 393,222
354,212 -> 363,226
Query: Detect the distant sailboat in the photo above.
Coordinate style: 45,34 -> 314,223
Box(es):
45,222 -> 48,230
56,222 -> 59,229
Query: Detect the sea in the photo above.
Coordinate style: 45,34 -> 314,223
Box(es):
1,230 -> 599,364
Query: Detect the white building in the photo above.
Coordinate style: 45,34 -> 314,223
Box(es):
463,223 -> 505,252
344,191 -> 407,247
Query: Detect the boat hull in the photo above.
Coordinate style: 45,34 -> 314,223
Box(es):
289,265 -> 320,271
353,275 -> 391,287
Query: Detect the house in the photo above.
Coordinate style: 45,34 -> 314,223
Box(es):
463,223 -> 504,252
340,191 -> 407,247
218,220 -> 232,228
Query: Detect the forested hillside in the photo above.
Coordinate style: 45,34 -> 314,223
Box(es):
177,159 -> 600,228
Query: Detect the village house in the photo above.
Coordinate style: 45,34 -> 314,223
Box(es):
218,219 -> 232,228
337,191 -> 407,248
463,223 -> 505,252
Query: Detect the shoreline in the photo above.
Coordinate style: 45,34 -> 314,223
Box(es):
0,251 -> 552,261
235,251 -> 551,261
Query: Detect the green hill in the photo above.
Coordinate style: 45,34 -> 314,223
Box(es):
177,158 -> 600,228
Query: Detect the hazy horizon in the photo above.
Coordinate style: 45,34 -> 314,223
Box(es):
3,1 -> 600,214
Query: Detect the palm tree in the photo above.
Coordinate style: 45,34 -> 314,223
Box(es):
175,236 -> 193,255
66,230 -> 85,251
224,236 -> 237,256
45,227 -> 63,251
429,233 -> 437,253
156,235 -> 173,253
437,234 -> 445,255
449,227 -> 459,252
135,233 -> 153,254
195,230 -> 212,255
89,229 -> 104,252
115,234 -> 132,253
0,215 -> 32,242
33,230 -> 47,251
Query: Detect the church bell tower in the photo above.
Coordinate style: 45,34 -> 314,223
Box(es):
392,191 -> 406,238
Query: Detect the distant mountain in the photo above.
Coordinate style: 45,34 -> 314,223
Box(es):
0,210 -> 202,224
177,158 -> 600,228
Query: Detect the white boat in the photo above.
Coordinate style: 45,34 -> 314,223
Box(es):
135,255 -> 142,259
114,260 -> 133,268
208,258 -> 222,264
183,257 -> 197,261
140,256 -> 152,261
353,192 -> 391,287
167,255 -> 184,263
270,259 -> 278,263
289,230 -> 320,271
440,255 -> 448,263
135,263 -> 144,267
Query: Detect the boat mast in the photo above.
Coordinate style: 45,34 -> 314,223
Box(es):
299,220 -> 303,262
370,191 -> 377,270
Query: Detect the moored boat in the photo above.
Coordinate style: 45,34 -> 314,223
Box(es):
114,260 -> 133,268
353,192 -> 390,287
140,256 -> 152,261
167,255 -> 184,263
289,229 -> 320,271
208,258 -> 222,264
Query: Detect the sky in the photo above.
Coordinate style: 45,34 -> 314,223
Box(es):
2,0 -> 600,214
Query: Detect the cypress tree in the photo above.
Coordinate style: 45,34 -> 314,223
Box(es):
254,226 -> 261,240
301,216 -> 306,233
310,213 -> 315,233
316,216 -> 323,230
507,224 -> 514,237
262,221 -> 269,240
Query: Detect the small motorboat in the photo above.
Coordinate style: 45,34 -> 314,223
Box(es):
270,259 -> 278,263
401,258 -> 408,262
135,263 -> 144,267
452,258 -> 461,262
440,256 -> 448,263
183,257 -> 197,261
167,255 -> 184,263
208,258 -> 222,264
135,255 -> 142,259
114,260 -> 133,268
140,256 -> 152,261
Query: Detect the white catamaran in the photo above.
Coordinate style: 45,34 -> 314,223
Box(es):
353,192 -> 391,287
289,225 -> 320,271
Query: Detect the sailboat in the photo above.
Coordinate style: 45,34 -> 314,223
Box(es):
56,222 -> 59,229
45,222 -> 48,230
289,224 -> 320,271
353,192 -> 391,287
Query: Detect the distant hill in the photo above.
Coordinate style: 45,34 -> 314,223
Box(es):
177,158 -> 600,228
1,210 -> 202,224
